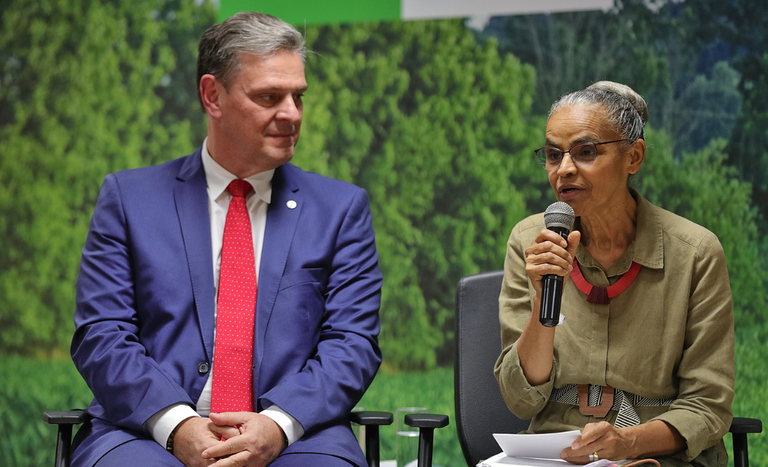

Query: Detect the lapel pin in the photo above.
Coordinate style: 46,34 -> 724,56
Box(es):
286,200 -> 297,209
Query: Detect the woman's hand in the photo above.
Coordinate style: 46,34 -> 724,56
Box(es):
525,229 -> 581,298
516,228 -> 581,386
560,421 -> 636,464
560,420 -> 685,464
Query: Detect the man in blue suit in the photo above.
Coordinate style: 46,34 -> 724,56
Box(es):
71,12 -> 382,467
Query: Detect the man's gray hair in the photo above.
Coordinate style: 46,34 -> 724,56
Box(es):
549,81 -> 648,142
197,11 -> 306,106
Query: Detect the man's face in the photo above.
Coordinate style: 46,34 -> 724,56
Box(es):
214,50 -> 307,173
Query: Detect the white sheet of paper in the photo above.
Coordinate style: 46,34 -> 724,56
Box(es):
492,430 -> 581,459
478,452 -> 568,466
478,452 -> 631,467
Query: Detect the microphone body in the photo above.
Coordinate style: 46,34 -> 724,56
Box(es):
539,202 -> 576,327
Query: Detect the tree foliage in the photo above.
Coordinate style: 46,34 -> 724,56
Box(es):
0,0 -> 215,354
681,0 -> 768,233
639,128 -> 766,329
483,0 -> 670,116
1,0 -> 765,371
486,0 -> 768,241
294,20 -> 541,368
482,0 -> 743,157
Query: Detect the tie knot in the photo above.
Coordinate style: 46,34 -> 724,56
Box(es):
227,179 -> 253,198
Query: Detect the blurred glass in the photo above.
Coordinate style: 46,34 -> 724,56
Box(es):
395,406 -> 427,467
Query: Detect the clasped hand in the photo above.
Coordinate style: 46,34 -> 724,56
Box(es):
173,412 -> 287,467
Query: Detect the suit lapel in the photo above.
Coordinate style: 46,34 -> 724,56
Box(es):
255,164 -> 301,368
174,149 -> 216,361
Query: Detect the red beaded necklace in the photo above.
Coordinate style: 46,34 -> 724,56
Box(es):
571,259 -> 642,305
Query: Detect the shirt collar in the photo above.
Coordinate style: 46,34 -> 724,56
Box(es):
201,137 -> 274,204
630,189 -> 664,270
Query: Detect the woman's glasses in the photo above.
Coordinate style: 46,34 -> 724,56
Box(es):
534,139 -> 632,171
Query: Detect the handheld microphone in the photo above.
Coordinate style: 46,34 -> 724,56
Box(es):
539,202 -> 576,327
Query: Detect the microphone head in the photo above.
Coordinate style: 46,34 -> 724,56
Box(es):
544,201 -> 576,232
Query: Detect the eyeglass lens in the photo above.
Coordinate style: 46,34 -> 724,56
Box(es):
538,143 -> 598,170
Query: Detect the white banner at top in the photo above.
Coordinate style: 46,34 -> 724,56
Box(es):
401,0 -> 614,20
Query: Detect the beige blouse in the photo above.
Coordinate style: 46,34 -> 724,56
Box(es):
495,192 -> 734,465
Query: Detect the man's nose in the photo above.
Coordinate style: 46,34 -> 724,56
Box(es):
276,95 -> 301,122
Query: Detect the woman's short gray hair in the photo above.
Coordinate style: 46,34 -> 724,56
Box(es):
549,81 -> 648,141
197,11 -> 306,100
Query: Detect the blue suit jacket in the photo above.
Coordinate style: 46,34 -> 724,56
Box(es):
70,148 -> 382,466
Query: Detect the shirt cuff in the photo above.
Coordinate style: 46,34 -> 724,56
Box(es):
261,405 -> 304,445
652,410 -> 712,461
145,403 -> 200,447
495,342 -> 556,420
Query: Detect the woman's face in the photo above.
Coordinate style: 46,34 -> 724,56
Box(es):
545,103 -> 644,219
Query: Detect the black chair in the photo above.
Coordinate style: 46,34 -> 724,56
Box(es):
454,270 -> 763,467
44,409 -> 394,467
454,271 -> 528,465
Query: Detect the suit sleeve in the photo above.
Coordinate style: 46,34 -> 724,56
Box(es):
258,189 -> 383,434
71,174 -> 194,433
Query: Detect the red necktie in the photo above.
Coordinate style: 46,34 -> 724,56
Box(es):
211,179 -> 257,413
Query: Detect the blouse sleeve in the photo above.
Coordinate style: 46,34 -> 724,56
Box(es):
494,220 -> 557,420
652,232 -> 734,460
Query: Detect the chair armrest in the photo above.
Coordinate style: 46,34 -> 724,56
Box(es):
730,417 -> 762,434
350,411 -> 393,426
404,413 -> 449,429
350,411 -> 393,467
404,414 -> 449,467
43,410 -> 89,425
43,410 -> 90,467
729,417 -> 762,467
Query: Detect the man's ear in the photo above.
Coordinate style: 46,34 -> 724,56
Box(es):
199,74 -> 223,119
628,138 -> 646,175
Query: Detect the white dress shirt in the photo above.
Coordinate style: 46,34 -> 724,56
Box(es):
144,139 -> 304,448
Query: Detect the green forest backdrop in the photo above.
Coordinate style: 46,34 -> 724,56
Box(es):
1,0 -> 766,465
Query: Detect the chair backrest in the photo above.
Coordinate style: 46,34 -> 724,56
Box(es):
454,271 -> 530,466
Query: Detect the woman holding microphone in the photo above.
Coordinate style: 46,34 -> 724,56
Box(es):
495,82 -> 734,466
